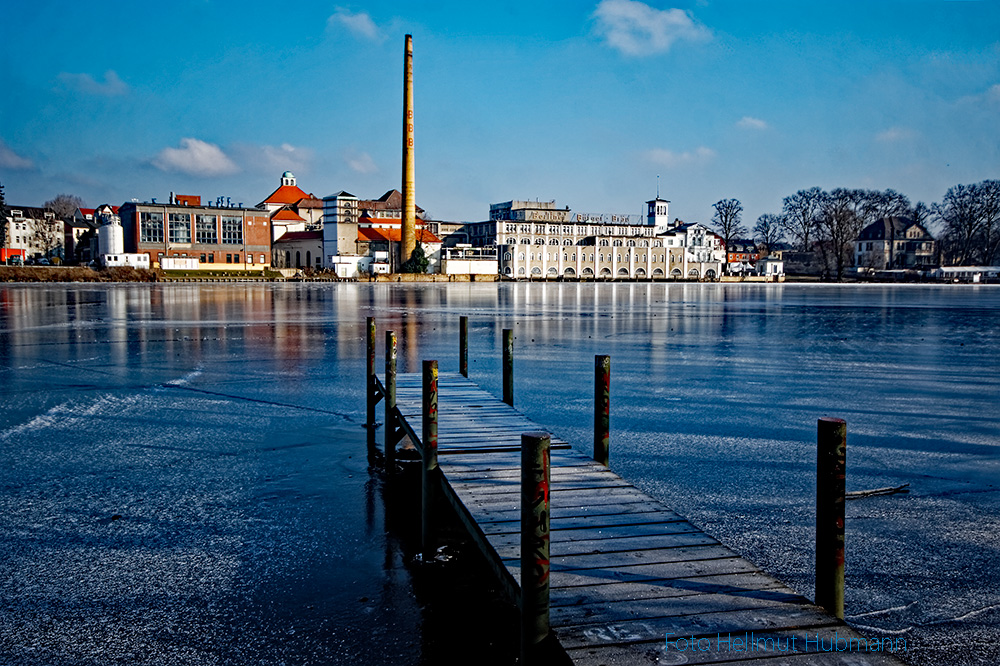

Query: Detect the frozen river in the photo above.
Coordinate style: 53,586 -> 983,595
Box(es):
1,282 -> 998,665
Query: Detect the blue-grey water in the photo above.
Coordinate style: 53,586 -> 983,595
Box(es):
1,282 -> 998,666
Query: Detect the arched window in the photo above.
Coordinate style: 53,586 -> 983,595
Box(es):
635,267 -> 647,277
285,251 -> 290,266
705,269 -> 717,279
503,252 -> 512,261
613,239 -> 623,247
600,267 -> 612,276
306,251 -> 311,266
296,251 -> 301,267
653,240 -> 663,247
506,238 -> 516,245
599,239 -> 609,246
548,238 -> 559,245
626,240 -> 636,247
520,238 -> 530,245
640,240 -> 649,247
563,239 -> 572,245
535,238 -> 544,245
671,268 -> 682,277
564,267 -> 576,276
504,267 -> 512,275
531,267 -> 542,275
518,252 -> 525,260
688,268 -> 700,277
653,268 -> 664,277
547,267 -> 557,275
583,267 -> 594,275
518,267 -> 526,275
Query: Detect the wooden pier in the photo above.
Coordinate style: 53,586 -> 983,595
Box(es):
367,321 -> 909,665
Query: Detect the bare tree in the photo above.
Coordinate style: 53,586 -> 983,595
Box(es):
781,187 -> 822,252
44,194 -> 84,220
815,188 -> 866,281
977,180 -> 1000,266
935,183 -> 982,265
753,213 -> 785,257
711,198 -> 745,273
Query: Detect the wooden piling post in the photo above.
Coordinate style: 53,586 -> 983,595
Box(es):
366,316 -> 376,455
594,355 -> 610,467
460,315 -> 469,377
384,330 -> 397,473
816,416 -> 846,619
520,431 -> 551,664
503,328 -> 514,406
421,360 -> 439,560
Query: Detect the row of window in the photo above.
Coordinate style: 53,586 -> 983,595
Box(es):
157,252 -> 267,264
505,252 -> 688,263
139,212 -> 247,245
501,223 -> 653,236
503,266 -> 709,278
503,238 -> 669,248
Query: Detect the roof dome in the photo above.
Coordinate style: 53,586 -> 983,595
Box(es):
282,171 -> 294,179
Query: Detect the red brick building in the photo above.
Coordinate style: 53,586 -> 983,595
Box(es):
119,198 -> 271,269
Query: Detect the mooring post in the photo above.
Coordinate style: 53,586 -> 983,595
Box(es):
816,416 -> 846,619
459,315 -> 469,377
594,354 -> 610,467
366,316 -> 376,455
503,328 -> 514,406
421,360 -> 439,560
520,431 -> 551,664
384,330 -> 397,474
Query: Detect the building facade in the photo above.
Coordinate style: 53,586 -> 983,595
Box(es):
855,217 -> 937,270
484,197 -> 724,279
3,205 -> 62,261
119,200 -> 271,270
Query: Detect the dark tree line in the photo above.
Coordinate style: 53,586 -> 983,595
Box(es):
935,180 -> 1000,266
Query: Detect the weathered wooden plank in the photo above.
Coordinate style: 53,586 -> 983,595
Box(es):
549,571 -> 787,607
565,631 -> 908,666
387,373 -> 905,666
477,510 -> 687,534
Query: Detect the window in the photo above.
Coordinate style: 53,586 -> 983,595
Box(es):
248,254 -> 254,264
200,254 -> 206,262
208,254 -> 215,263
260,254 -> 265,263
168,213 -> 191,244
196,215 -> 218,244
221,216 -> 243,244
140,211 -> 164,243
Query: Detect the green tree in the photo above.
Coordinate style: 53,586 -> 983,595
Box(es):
400,240 -> 430,273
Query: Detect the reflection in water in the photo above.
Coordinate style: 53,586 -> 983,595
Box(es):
1,282 -> 998,666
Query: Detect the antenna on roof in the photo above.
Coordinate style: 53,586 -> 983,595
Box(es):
656,174 -> 660,198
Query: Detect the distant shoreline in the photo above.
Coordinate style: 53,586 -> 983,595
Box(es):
1,265 -> 995,286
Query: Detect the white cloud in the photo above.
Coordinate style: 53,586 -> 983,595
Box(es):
327,8 -> 383,41
875,127 -> 916,143
232,142 -> 313,173
644,146 -> 716,168
0,140 -> 34,169
737,116 -> 768,130
592,0 -> 710,56
57,70 -> 128,96
345,150 -> 378,175
153,138 -> 240,177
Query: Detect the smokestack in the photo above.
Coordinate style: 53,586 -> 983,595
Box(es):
401,34 -> 416,267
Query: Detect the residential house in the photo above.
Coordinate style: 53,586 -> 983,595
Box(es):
855,217 -> 937,270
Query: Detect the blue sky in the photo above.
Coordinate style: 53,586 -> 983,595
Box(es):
1,1 -> 997,226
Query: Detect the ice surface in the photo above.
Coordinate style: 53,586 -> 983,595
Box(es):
1,282 -> 997,666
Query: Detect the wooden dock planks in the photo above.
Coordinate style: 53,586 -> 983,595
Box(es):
393,373 -> 909,665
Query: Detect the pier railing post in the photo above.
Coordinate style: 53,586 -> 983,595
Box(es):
460,315 -> 469,378
366,316 -> 377,457
503,328 -> 514,406
521,431 -> 551,664
384,330 -> 397,473
594,355 -> 610,467
816,416 -> 846,619
421,360 -> 439,560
